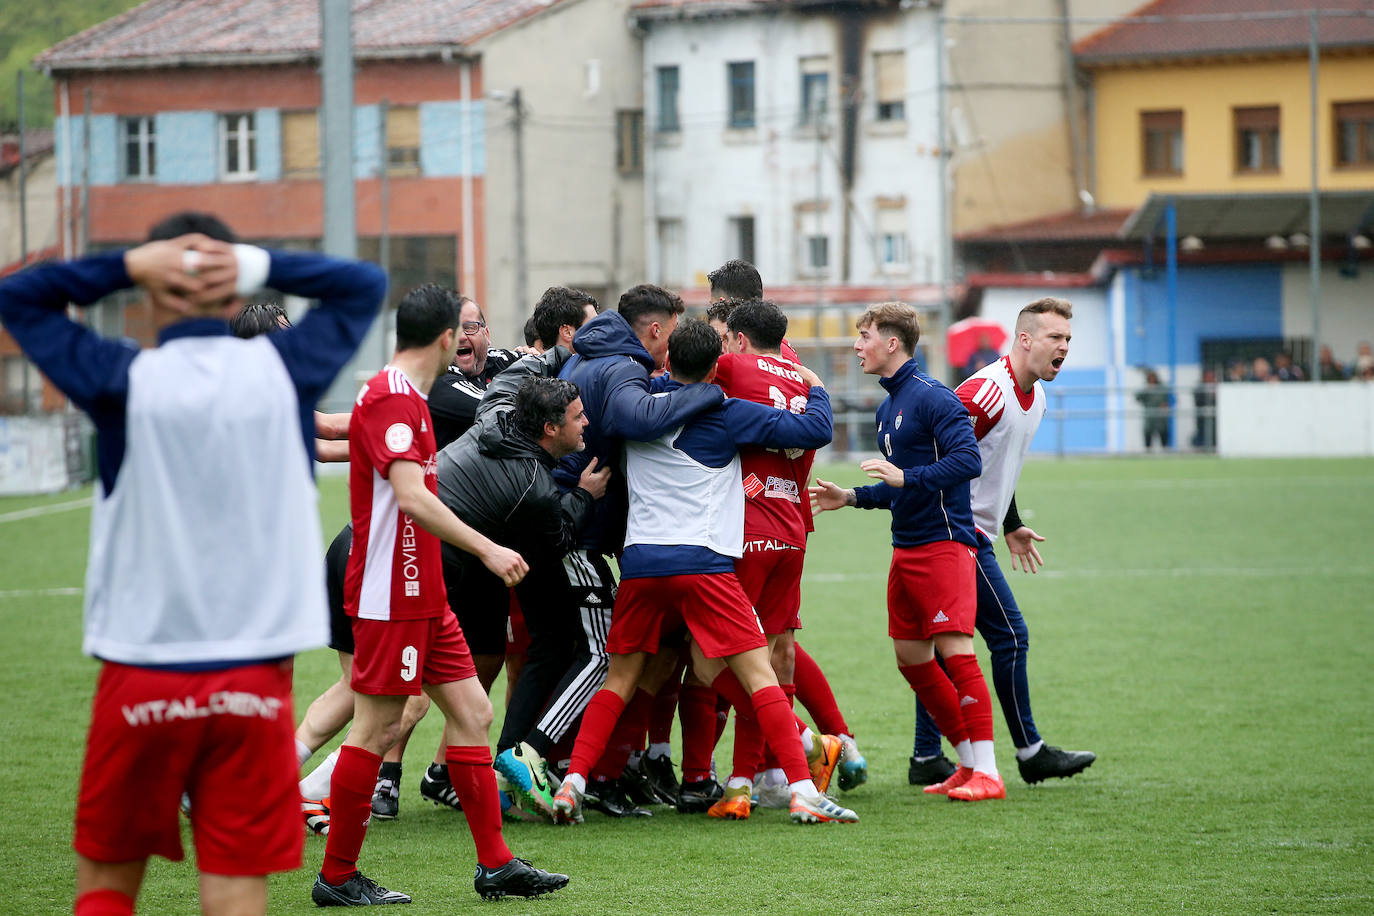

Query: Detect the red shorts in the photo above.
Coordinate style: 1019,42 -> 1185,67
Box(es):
506,591 -> 530,656
886,541 -> 977,640
610,573 -> 766,659
735,539 -> 805,634
74,661 -> 300,875
350,612 -> 477,695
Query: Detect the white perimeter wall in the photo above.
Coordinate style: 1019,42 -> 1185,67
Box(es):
1281,263 -> 1374,365
1218,382 -> 1374,456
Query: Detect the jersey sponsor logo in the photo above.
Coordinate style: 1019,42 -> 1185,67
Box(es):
932,610 -> 949,623
120,691 -> 284,726
744,538 -> 801,552
385,422 -> 414,453
743,473 -> 766,498
763,475 -> 800,503
400,514 -> 421,596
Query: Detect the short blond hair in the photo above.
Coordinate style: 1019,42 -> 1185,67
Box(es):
856,301 -> 920,355
1015,297 -> 1073,335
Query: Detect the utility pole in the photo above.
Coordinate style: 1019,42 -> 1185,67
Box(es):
17,70 -> 27,265
378,98 -> 390,291
319,0 -> 362,411
512,88 -> 527,313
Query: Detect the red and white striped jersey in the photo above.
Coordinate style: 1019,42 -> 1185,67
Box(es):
714,351 -> 816,549
956,356 -> 1045,540
344,366 -> 447,621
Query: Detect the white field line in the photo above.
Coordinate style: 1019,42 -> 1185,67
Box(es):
0,497 -> 92,524
0,587 -> 83,599
1031,475 -> 1374,491
804,565 -> 1374,583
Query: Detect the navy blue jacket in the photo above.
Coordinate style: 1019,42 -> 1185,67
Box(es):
853,358 -> 981,549
619,379 -> 833,579
556,311 -> 724,553
0,249 -> 386,492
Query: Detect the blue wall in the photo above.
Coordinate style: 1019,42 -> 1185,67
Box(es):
1123,264 -> 1283,367
55,101 -> 487,187
1030,367 -> 1108,454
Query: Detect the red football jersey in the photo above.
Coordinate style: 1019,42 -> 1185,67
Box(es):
714,352 -> 817,548
344,367 -> 447,621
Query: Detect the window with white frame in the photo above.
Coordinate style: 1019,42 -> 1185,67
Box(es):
878,206 -> 910,270
800,56 -> 830,125
798,209 -> 829,276
657,218 -> 685,287
874,51 -> 906,122
121,116 -> 155,181
221,112 -> 257,179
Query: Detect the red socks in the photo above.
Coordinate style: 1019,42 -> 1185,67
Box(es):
793,643 -> 850,737
678,683 -> 718,782
446,745 -> 513,869
749,685 -> 810,784
568,689 -> 626,779
590,689 -> 653,781
74,890 -> 134,916
943,653 -> 994,743
729,707 -> 765,781
321,744 -> 382,885
899,660 -> 969,747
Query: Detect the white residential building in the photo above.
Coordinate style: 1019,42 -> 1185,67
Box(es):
634,0 -> 942,294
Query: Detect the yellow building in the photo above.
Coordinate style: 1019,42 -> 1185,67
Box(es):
1076,2 -> 1374,210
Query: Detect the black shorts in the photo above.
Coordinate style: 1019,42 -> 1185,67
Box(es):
443,549 -> 511,656
324,523 -> 355,655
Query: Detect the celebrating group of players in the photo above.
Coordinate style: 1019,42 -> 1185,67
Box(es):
0,210 -> 1093,915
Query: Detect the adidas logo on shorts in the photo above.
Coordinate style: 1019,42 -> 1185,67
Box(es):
932,610 -> 949,623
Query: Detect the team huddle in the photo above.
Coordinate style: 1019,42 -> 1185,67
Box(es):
0,211 -> 1094,915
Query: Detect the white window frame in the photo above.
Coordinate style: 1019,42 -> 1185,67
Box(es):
121,116 -> 156,182
220,112 -> 257,181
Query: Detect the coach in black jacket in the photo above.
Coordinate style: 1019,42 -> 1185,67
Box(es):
437,376 -> 610,692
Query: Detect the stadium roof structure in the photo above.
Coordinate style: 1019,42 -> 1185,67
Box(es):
957,208 -> 1133,244
1120,191 -> 1374,242
1074,0 -> 1374,67
35,0 -> 573,73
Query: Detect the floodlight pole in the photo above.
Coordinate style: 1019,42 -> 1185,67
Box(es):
1165,198 -> 1178,451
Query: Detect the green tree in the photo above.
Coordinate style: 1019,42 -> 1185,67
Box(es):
0,2 -> 147,131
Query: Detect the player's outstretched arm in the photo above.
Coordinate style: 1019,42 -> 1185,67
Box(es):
390,460 -> 529,586
601,365 -> 724,441
809,478 -> 857,513
726,387 -> 833,451
1004,526 -> 1046,574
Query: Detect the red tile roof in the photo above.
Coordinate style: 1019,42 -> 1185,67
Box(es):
36,0 -> 570,72
1075,0 -> 1374,66
957,208 -> 1133,244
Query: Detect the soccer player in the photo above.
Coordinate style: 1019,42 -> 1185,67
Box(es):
707,300 -> 858,816
0,210 -> 385,916
811,302 -> 1005,802
550,318 -> 857,826
494,285 -> 723,815
313,285 -> 567,905
909,297 -> 1096,785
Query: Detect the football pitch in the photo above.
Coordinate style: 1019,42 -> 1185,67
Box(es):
2,456 -> 1371,914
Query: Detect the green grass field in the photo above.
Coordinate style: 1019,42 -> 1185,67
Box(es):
2,457 -> 1372,914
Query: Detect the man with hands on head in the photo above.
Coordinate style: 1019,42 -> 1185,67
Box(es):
810,302 -> 1005,803
0,211 -> 386,916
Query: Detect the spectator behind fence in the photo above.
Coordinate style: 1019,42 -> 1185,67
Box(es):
1251,357 -> 1275,383
1192,369 -> 1216,450
1136,369 -> 1172,450
1318,346 -> 1348,381
1353,342 -> 1374,380
1273,352 -> 1305,382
